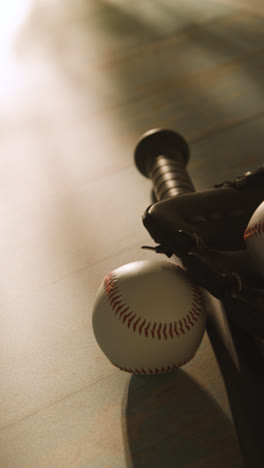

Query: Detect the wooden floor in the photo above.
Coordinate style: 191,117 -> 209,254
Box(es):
0,1 -> 263,466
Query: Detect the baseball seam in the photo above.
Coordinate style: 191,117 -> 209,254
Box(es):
244,220 -> 264,241
111,354 -> 194,375
104,272 -> 202,340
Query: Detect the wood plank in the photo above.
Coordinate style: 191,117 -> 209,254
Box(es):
97,10 -> 264,144
222,0 -> 264,16
189,115 -> 264,189
0,334 -> 242,468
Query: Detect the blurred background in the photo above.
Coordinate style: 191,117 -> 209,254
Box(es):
0,1 -> 263,467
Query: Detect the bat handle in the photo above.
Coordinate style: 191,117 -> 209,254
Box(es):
134,128 -> 195,200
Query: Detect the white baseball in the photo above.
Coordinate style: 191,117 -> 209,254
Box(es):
92,260 -> 207,375
244,201 -> 264,279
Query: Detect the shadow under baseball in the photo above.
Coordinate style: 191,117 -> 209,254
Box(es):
122,370 -> 242,468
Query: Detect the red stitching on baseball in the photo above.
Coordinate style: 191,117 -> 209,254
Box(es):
193,294 -> 201,303
108,277 -> 118,290
193,296 -> 199,302
119,306 -> 129,319
157,323 -> 162,340
187,314 -> 194,326
190,310 -> 198,322
179,320 -> 185,334
104,273 -> 203,341
123,310 -> 133,324
108,291 -> 117,302
110,293 -> 120,302
108,290 -> 120,303
127,314 -> 136,328
115,303 -> 127,316
106,285 -> 115,295
144,322 -> 151,337
111,353 -> 195,374
111,298 -> 122,309
105,273 -> 114,287
244,220 -> 264,241
151,322 -> 157,338
183,317 -> 190,331
133,317 -> 141,332
174,322 -> 179,336
139,320 -> 146,335
191,306 -> 200,317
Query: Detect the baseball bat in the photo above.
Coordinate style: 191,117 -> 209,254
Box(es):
134,128 -> 264,468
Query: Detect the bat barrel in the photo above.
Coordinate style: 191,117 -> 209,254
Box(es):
134,128 -> 264,468
134,128 -> 195,200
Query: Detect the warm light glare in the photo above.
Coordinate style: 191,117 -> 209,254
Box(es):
0,1 -> 33,101
0,1 -> 32,55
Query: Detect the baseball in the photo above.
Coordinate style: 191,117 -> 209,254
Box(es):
92,260 -> 207,375
244,201 -> 264,279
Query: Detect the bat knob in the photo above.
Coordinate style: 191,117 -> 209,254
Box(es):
134,128 -> 190,178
